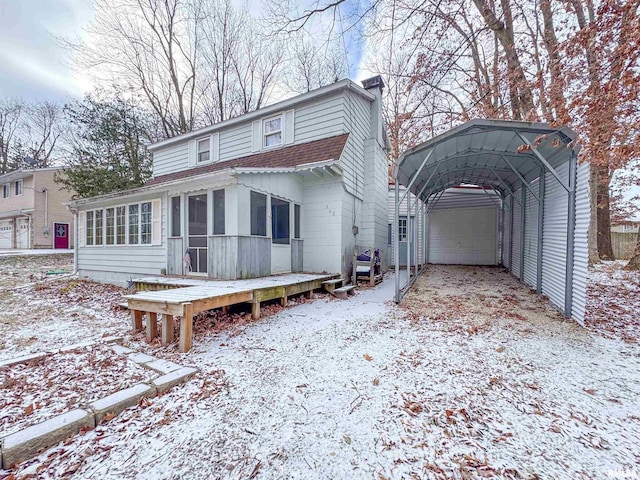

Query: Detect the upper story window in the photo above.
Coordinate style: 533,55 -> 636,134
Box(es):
263,116 -> 282,148
197,137 -> 210,163
15,180 -> 23,196
3,184 -> 9,199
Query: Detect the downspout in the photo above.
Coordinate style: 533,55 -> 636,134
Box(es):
42,188 -> 48,240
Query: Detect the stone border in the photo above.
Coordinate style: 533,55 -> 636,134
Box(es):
0,336 -> 123,369
0,342 -> 198,469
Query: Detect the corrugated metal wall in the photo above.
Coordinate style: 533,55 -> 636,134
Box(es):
498,160 -> 589,325
541,163 -> 570,312
571,162 -> 590,324
523,179 -> 539,288
511,188 -> 523,279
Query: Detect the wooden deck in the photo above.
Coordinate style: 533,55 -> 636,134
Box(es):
124,273 -> 338,352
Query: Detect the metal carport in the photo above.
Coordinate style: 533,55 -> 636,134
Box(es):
393,119 -> 590,324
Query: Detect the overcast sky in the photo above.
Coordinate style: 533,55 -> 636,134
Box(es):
0,0 -> 366,103
0,0 -> 94,102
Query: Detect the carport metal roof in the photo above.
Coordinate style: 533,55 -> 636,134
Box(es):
392,119 -> 582,319
393,119 -> 578,203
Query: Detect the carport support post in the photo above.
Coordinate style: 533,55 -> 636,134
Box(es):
564,152 -> 577,317
394,181 -> 400,303
499,194 -> 505,266
414,198 -> 419,278
520,188 -> 525,281
406,193 -> 411,284
536,168 -> 545,294
509,194 -> 514,271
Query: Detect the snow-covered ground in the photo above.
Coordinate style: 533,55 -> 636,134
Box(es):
1,344 -> 154,437
2,261 -> 639,479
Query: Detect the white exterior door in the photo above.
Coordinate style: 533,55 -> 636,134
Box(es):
0,220 -> 13,248
428,207 -> 497,265
16,218 -> 30,249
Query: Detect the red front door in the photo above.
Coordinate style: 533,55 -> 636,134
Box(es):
54,223 -> 69,249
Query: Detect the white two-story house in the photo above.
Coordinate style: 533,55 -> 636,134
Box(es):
69,77 -> 390,286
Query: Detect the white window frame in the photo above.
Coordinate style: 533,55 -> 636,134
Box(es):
263,115 -> 283,148
15,179 -> 23,196
197,137 -> 210,163
85,201 -> 158,247
398,217 -> 408,242
2,184 -> 10,199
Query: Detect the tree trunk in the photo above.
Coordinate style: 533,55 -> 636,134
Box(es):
624,231 -> 640,271
595,164 -> 615,260
588,166 -> 600,265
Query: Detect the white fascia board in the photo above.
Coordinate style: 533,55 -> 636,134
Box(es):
147,80 -> 375,153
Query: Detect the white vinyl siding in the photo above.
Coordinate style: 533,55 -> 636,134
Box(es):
340,91 -> 370,199
152,142 -> 189,177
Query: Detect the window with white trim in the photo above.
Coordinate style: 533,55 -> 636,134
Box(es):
105,208 -> 115,245
15,180 -> 23,196
86,211 -> 94,245
2,184 -> 9,198
140,201 -> 152,244
294,204 -> 301,239
263,116 -> 282,147
250,191 -> 267,236
398,217 -> 407,242
197,137 -> 210,163
128,204 -> 139,245
86,202 -> 159,247
116,206 -> 126,244
95,209 -> 104,245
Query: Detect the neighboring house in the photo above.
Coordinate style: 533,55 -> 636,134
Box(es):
69,77 -> 390,286
0,168 -> 74,250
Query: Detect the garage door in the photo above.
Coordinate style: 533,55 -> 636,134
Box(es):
428,206 -> 497,265
16,218 -> 30,249
0,220 -> 13,248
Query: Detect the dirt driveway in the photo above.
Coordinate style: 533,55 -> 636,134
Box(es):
6,264 -> 638,479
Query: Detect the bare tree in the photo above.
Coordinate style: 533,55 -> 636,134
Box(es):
69,0 -> 205,138
286,33 -> 348,94
198,0 -> 284,124
16,101 -> 64,168
0,98 -> 24,174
